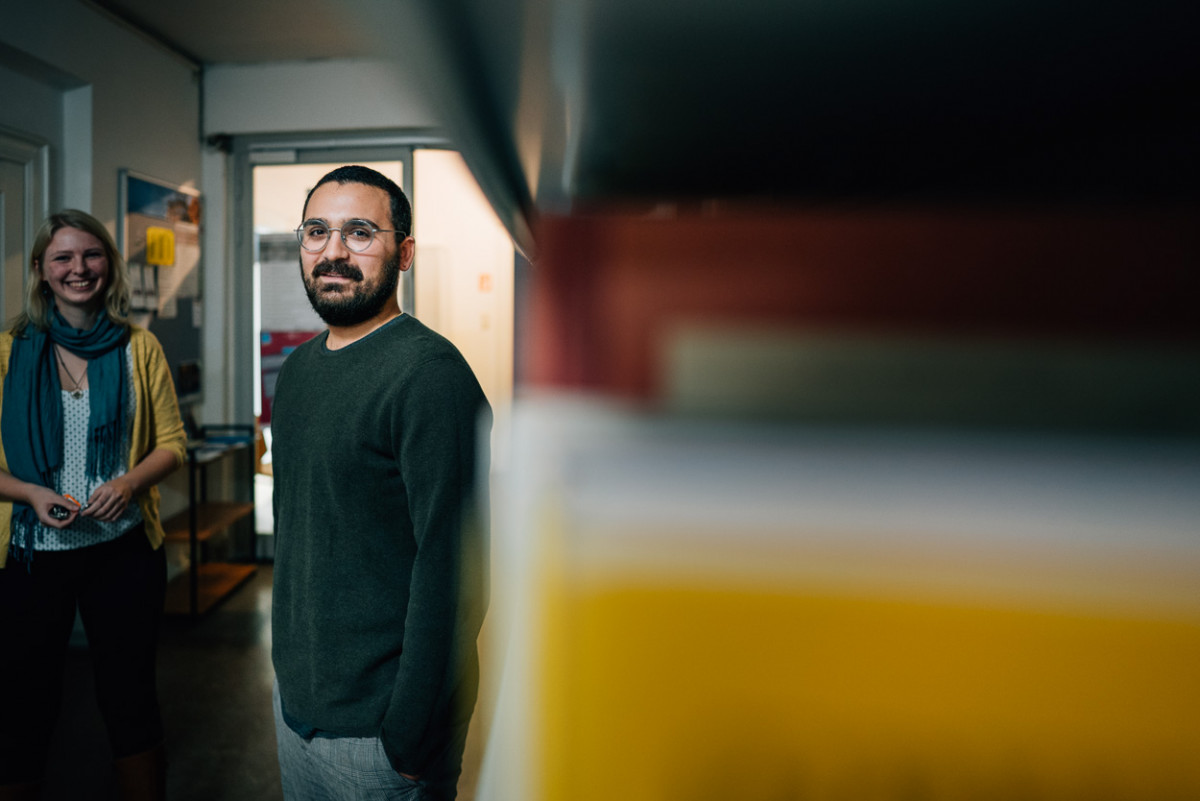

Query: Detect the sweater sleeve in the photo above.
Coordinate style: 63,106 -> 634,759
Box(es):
132,328 -> 187,469
127,328 -> 187,550
380,357 -> 491,776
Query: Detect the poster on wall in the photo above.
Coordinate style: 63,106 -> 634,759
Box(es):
118,169 -> 204,407
118,170 -> 201,320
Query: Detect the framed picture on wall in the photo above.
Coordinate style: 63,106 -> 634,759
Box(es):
117,169 -> 202,319
118,169 -> 204,408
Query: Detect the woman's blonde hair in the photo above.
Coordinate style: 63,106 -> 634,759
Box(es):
10,209 -> 131,335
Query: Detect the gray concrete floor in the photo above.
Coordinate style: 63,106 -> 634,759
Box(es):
40,566 -> 484,800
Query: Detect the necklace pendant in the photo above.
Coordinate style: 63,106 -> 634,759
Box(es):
54,346 -> 88,400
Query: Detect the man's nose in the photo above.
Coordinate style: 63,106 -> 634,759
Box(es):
324,228 -> 352,258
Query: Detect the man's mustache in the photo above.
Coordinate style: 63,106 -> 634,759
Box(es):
311,259 -> 363,281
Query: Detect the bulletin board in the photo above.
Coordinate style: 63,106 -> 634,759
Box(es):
118,169 -> 204,405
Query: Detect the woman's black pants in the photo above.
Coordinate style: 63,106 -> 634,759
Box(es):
0,525 -> 166,785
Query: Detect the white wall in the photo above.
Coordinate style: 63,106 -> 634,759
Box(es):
0,0 -> 201,226
203,59 -> 438,135
0,59 -> 65,197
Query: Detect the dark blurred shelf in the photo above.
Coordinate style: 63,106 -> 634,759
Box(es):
165,562 -> 257,616
165,424 -> 257,618
163,501 -> 254,544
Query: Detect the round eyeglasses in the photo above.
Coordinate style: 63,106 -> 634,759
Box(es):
295,219 -> 404,253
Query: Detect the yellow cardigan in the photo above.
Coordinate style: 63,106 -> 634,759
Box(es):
0,325 -> 188,568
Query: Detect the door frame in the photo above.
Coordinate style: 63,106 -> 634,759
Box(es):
224,129 -> 449,425
0,125 -> 50,319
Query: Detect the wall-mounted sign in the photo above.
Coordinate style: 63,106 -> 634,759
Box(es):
145,225 -> 176,267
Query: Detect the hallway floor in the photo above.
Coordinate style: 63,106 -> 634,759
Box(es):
41,566 -> 484,800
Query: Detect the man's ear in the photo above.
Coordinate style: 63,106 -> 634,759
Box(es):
399,236 -> 416,272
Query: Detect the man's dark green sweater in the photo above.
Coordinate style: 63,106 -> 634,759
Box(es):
270,314 -> 490,777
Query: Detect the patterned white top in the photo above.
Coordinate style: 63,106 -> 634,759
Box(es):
35,343 -> 142,550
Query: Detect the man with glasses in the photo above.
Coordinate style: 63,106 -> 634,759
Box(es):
270,165 -> 491,800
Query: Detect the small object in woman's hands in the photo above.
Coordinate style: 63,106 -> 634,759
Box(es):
49,494 -> 85,520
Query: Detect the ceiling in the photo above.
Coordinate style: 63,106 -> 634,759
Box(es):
88,0 -> 1199,233
85,0 -> 369,64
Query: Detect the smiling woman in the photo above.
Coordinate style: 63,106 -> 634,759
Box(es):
39,226 -> 111,327
0,209 -> 187,800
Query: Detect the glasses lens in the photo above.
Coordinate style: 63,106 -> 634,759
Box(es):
298,223 -> 328,252
341,222 -> 375,252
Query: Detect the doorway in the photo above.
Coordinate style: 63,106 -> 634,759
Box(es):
249,152 -> 514,421
245,145 -> 515,541
252,160 -> 406,426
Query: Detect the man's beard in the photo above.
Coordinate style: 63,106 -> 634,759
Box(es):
301,254 -> 401,327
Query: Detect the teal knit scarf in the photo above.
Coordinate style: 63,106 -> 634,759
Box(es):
2,306 -> 128,565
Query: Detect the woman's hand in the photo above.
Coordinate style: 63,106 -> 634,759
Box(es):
82,476 -> 135,522
28,486 -> 80,528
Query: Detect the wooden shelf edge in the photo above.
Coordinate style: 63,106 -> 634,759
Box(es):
164,562 -> 258,616
162,501 -> 256,543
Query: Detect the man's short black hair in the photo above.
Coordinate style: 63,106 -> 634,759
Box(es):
303,165 -> 412,243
